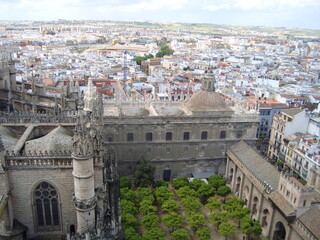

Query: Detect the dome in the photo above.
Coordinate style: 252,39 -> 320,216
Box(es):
185,90 -> 232,113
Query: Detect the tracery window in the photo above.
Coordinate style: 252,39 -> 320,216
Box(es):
34,182 -> 60,231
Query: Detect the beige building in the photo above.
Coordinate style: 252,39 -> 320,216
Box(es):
268,108 -> 309,161
226,141 -> 320,240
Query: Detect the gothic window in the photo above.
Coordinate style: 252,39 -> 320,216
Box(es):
127,133 -> 134,142
236,130 -> 242,139
201,131 -> 208,140
183,132 -> 190,141
220,131 -> 226,139
107,134 -> 114,142
34,182 -> 60,231
166,132 -> 172,141
146,132 -> 153,142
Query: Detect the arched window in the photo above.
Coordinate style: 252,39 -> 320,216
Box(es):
252,196 -> 259,214
274,221 -> 286,240
262,209 -> 270,227
34,181 -> 61,231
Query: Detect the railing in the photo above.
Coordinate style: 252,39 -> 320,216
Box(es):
5,150 -> 73,168
0,111 -> 78,124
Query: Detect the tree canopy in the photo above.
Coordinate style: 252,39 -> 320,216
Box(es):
141,213 -> 160,230
196,227 -> 211,240
187,213 -> 206,231
210,211 -> 229,229
134,156 -> 155,187
181,196 -> 202,214
172,177 -> 189,190
208,175 -> 226,188
133,54 -> 154,65
142,228 -> 165,240
162,212 -> 183,232
171,229 -> 189,240
241,217 -> 263,239
218,222 -> 236,240
155,186 -> 173,204
120,176 -> 131,189
156,45 -> 174,58
206,196 -> 221,212
125,227 -> 141,240
162,199 -> 179,213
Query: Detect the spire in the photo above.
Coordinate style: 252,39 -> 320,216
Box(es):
201,73 -> 216,92
84,79 -> 97,112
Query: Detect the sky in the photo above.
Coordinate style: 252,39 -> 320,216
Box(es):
0,0 -> 319,30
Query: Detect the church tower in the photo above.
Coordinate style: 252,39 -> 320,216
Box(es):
72,80 -> 97,235
201,73 -> 216,92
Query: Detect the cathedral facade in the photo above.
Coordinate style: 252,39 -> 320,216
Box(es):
0,61 -> 259,239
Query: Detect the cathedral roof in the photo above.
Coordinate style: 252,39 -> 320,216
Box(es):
296,204 -> 320,239
185,90 -> 233,113
228,141 -> 280,190
24,126 -> 73,153
0,126 -> 19,151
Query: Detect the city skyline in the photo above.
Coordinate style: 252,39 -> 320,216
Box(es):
0,0 -> 320,30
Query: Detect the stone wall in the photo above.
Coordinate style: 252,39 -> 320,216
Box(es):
7,168 -> 75,238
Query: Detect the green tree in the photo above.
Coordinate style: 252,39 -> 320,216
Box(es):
120,176 -> 131,189
187,213 -> 206,231
181,196 -> 202,214
136,187 -> 154,203
134,156 -> 155,187
218,222 -> 236,240
176,186 -> 196,199
209,211 -> 229,229
190,179 -> 205,191
156,45 -> 174,58
155,186 -> 173,204
171,228 -> 189,240
133,54 -> 154,65
196,227 -> 211,240
156,179 -> 168,187
142,228 -> 165,240
162,212 -> 183,232
120,188 -> 137,203
224,197 -> 244,212
141,213 -> 160,230
241,217 -> 262,239
208,175 -> 226,188
216,185 -> 231,202
139,200 -> 157,215
206,196 -> 221,213
162,199 -> 179,213
124,227 -> 141,240
121,199 -> 138,215
196,184 -> 215,204
122,213 -> 139,229
172,176 -> 189,190
230,207 -> 250,227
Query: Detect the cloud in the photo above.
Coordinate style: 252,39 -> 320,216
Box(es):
203,0 -> 320,11
120,0 -> 189,11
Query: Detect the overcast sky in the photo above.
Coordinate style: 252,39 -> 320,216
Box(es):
0,0 -> 319,29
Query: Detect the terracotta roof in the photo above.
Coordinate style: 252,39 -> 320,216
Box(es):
228,141 -> 280,190
280,94 -> 309,100
282,108 -> 303,118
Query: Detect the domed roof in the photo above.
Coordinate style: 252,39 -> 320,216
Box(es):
185,90 -> 232,112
